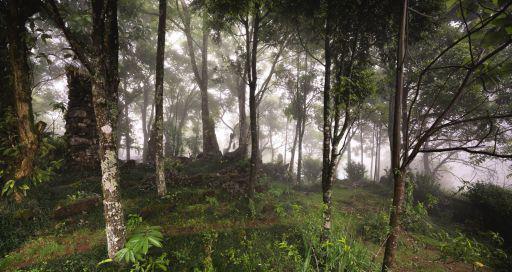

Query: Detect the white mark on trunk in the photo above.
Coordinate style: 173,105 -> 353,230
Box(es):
101,125 -> 112,134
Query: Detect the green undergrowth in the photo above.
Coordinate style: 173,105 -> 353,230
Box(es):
0,163 -> 507,271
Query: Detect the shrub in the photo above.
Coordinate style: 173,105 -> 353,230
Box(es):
402,180 -> 432,233
360,210 -> 390,243
345,161 -> 366,183
410,173 -> 442,206
302,157 -> 322,183
464,183 -> 512,246
435,230 -> 510,269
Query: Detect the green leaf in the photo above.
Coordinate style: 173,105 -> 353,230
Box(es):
2,180 -> 15,195
148,236 -> 163,248
506,26 -> 512,35
481,28 -> 508,47
97,258 -> 113,266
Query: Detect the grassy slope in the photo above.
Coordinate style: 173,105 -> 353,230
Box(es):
0,162 -> 479,271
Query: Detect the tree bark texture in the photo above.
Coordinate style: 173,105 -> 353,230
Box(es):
382,0 -> 408,270
154,0 -> 167,196
248,8 -> 260,198
6,1 -> 40,191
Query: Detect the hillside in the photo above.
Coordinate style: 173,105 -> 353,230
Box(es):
1,160 -> 506,272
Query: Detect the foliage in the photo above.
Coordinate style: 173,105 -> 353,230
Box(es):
435,230 -> 509,269
99,215 -> 169,272
402,180 -> 432,234
1,135 -> 64,201
345,161 -> 366,183
302,157 -> 322,183
410,173 -> 442,207
295,208 -> 378,271
360,210 -> 390,244
464,182 -> 512,245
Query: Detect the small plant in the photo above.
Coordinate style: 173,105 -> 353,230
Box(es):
402,179 -> 432,233
361,210 -> 390,243
99,215 -> 169,272
436,230 -> 488,264
1,135 -> 64,202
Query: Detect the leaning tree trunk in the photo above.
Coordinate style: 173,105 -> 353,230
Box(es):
6,1 -> 42,202
382,0 -> 408,270
153,0 -> 167,196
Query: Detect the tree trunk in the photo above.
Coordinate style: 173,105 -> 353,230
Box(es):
154,0 -> 167,196
321,3 -> 333,241
90,0 -> 126,258
374,124 -> 381,182
181,2 -> 221,159
141,86 -> 150,163
198,22 -> 221,159
238,50 -> 248,157
347,138 -> 351,164
382,0 -> 408,270
360,125 -> 364,166
248,8 -> 260,198
296,113 -> 305,185
7,1 -> 41,200
284,117 -> 289,163
288,118 -> 299,173
370,124 -> 375,181
124,101 -> 131,161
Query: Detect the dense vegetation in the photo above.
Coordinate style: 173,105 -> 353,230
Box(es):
1,0 -> 512,271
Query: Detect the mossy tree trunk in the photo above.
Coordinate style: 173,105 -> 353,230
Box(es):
154,0 -> 167,196
46,0 -> 127,258
6,0 -> 43,202
248,6 -> 260,198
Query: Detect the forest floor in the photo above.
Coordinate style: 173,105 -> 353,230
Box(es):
0,160 -> 493,271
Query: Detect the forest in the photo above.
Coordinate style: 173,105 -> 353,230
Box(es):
1,0 -> 512,271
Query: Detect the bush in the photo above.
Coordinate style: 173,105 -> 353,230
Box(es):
345,161 -> 366,183
410,173 -> 442,206
360,210 -> 390,243
464,183 -> 512,246
402,180 -> 432,233
435,230 -> 509,269
302,157 -> 322,183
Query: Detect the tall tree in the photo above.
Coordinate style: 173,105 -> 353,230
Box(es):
382,0 -> 407,270
44,0 -> 126,258
382,1 -> 512,269
154,0 -> 167,196
5,0 -> 45,202
174,0 -> 221,159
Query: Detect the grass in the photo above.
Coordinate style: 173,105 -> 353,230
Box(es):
0,162 -> 502,271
